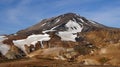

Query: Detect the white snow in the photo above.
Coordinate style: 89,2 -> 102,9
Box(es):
41,23 -> 46,26
57,20 -> 83,42
78,18 -> 89,25
80,18 -> 84,22
13,34 -> 50,54
65,20 -> 83,33
0,36 -> 10,55
73,18 -> 76,22
51,27 -> 57,30
42,25 -> 59,33
0,36 -> 7,42
57,32 -> 77,42
51,25 -> 60,30
13,33 -> 17,36
13,39 -> 26,53
56,18 -> 60,23
42,30 -> 56,33
0,44 -> 10,55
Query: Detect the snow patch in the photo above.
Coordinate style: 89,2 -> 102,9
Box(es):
56,20 -> 83,42
80,18 -> 84,22
0,36 -> 10,55
51,25 -> 59,30
42,25 -> 59,33
0,44 -> 10,55
0,36 -> 6,38
42,30 -> 56,33
56,18 -> 60,23
65,20 -> 83,33
57,32 -> 77,42
41,23 -> 46,26
13,34 -> 50,54
13,39 -> 26,54
78,18 -> 89,25
0,36 -> 7,42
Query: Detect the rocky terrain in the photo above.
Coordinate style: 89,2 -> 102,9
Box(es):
0,13 -> 120,67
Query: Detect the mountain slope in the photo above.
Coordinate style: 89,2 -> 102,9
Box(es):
17,13 -> 108,35
0,13 -> 120,66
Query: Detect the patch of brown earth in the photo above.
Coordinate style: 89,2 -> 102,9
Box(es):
0,58 -> 117,67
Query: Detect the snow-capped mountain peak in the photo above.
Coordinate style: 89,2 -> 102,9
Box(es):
17,13 -> 107,35
0,13 -> 113,57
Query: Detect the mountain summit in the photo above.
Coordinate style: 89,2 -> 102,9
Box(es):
17,13 -> 107,35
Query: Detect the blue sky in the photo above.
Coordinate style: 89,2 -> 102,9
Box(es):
0,0 -> 120,34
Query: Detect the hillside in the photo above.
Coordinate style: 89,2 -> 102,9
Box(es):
0,13 -> 120,66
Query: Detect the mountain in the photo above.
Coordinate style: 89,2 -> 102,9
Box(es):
0,13 -> 120,66
17,13 -> 108,35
